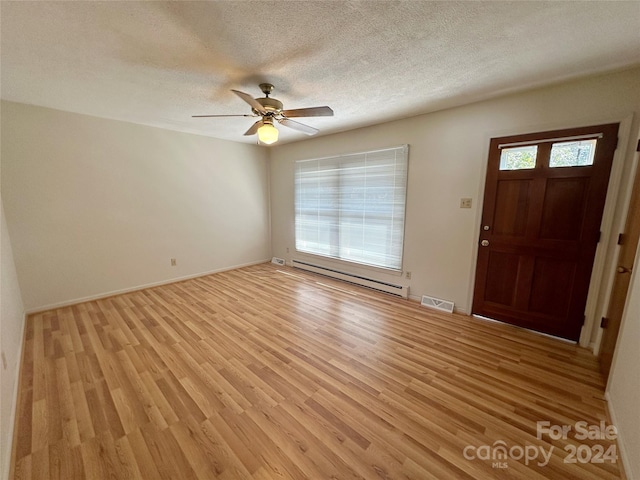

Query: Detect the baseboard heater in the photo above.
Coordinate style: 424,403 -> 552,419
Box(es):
291,259 -> 408,298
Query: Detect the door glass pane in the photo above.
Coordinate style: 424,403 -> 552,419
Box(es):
499,145 -> 537,170
549,139 -> 597,167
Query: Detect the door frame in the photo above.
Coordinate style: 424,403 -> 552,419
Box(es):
598,138 -> 640,378
593,122 -> 640,356
467,114 -> 636,349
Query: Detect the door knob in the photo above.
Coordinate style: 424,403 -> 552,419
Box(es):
483,225 -> 491,231
617,266 -> 632,274
481,240 -> 490,247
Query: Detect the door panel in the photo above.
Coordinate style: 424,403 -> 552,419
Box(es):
484,252 -> 519,305
494,180 -> 530,236
539,177 -> 588,240
528,257 -> 575,316
473,124 -> 619,340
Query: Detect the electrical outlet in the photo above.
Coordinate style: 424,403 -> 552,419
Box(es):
460,198 -> 472,209
286,247 -> 290,253
170,258 -> 177,266
405,271 -> 411,279
1,352 -> 7,370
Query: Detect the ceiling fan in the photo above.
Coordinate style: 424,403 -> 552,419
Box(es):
193,83 -> 333,144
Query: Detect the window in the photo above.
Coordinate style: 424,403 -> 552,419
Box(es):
549,139 -> 597,167
499,145 -> 537,170
498,134 -> 601,170
295,145 -> 408,271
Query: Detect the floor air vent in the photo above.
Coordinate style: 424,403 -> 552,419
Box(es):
421,295 -> 454,313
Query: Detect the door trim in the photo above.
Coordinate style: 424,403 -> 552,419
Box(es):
593,120 -> 640,354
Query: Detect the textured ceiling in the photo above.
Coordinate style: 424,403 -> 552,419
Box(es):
2,1 -> 639,145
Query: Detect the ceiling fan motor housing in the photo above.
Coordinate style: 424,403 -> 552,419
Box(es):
254,97 -> 283,115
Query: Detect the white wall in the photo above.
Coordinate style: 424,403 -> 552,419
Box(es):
270,67 -> 640,323
1,101 -> 271,311
607,236 -> 640,480
0,198 -> 25,480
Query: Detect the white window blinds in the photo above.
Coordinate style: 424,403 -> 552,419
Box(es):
295,145 -> 408,271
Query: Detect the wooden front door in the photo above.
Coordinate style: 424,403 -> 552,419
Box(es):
473,124 -> 619,341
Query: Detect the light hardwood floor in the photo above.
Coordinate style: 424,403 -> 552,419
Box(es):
10,263 -> 623,479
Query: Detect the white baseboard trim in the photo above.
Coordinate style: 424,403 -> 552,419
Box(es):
24,259 -> 270,315
605,391 -> 633,480
2,312 -> 27,480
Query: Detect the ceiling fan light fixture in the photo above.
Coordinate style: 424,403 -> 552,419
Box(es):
258,121 -> 278,145
193,84 -> 333,142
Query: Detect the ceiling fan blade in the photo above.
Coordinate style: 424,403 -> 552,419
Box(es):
232,89 -> 267,115
278,118 -> 319,136
192,114 -> 256,118
244,120 -> 264,136
281,106 -> 333,117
